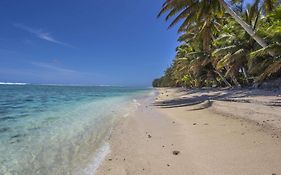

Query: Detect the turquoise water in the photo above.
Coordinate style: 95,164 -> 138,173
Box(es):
0,85 -> 150,175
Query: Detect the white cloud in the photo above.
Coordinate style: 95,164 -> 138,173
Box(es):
13,23 -> 73,47
31,61 -> 77,74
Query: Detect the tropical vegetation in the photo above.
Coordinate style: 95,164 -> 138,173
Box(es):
153,0 -> 281,88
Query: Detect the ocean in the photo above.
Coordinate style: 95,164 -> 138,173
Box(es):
0,84 -> 151,175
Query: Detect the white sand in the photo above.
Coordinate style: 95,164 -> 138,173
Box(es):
96,88 -> 281,175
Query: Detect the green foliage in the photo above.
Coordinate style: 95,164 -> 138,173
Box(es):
153,0 -> 281,88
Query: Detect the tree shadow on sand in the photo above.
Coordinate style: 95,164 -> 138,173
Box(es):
153,88 -> 281,109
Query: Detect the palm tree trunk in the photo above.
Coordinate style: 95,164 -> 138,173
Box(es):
231,74 -> 241,87
214,70 -> 232,87
218,0 -> 275,56
242,67 -> 250,84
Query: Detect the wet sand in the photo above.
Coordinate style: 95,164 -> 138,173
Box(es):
96,88 -> 281,175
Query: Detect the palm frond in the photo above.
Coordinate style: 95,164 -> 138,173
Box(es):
216,53 -> 231,70
256,58 -> 281,82
186,51 -> 206,58
178,33 -> 195,42
177,13 -> 196,32
212,45 -> 238,57
250,43 -> 281,58
168,8 -> 191,29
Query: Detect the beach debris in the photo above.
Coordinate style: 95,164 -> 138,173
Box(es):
123,158 -> 126,161
167,164 -> 170,167
162,145 -> 165,148
172,150 -> 180,155
11,134 -> 21,139
148,134 -> 152,138
193,123 -> 197,125
0,127 -> 9,133
108,158 -> 112,161
172,121 -> 176,124
10,139 -> 20,144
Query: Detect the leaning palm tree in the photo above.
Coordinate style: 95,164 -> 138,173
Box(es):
212,0 -> 264,86
249,5 -> 281,83
158,0 -> 277,56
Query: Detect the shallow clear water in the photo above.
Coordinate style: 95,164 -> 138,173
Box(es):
0,85 -> 150,175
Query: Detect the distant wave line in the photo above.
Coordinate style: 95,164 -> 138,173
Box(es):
0,82 -> 29,85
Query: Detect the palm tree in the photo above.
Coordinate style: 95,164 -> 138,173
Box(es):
158,0 -> 276,56
212,1 -> 264,86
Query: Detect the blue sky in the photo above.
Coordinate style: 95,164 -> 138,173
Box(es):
0,0 -> 179,86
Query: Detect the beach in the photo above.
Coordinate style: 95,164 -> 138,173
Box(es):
96,88 -> 281,175
2,0 -> 281,174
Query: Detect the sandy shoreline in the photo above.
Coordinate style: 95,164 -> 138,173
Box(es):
96,88 -> 281,175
